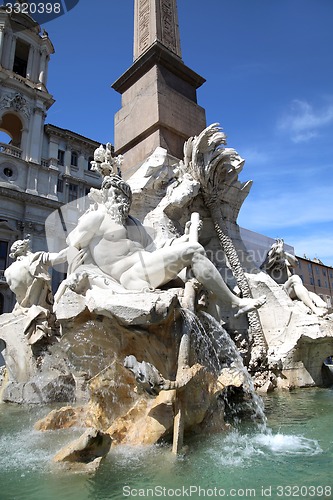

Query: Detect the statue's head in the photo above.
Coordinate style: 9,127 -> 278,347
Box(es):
101,175 -> 132,204
9,236 -> 31,259
101,175 -> 132,222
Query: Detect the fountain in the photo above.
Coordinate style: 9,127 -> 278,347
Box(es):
0,124 -> 332,474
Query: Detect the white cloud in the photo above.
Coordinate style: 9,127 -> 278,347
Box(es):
277,99 -> 333,143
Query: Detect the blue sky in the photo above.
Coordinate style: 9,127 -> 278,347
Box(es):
41,0 -> 333,265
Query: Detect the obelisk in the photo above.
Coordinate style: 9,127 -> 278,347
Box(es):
112,0 -> 206,178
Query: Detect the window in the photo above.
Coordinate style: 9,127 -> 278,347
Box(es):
0,241 -> 8,271
13,40 -> 30,78
68,183 -> 78,202
58,150 -> 65,166
57,179 -> 63,193
71,151 -> 78,167
310,277 -> 314,285
317,279 -> 321,287
88,156 -> 94,170
308,263 -> 312,272
322,269 -> 327,276
316,267 -> 320,275
3,168 -> 13,177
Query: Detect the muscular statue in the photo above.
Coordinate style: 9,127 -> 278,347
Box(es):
5,237 -> 67,310
63,174 -> 266,318
261,238 -> 328,316
5,236 -> 67,343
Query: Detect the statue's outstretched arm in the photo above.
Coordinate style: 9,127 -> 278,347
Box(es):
48,248 -> 68,266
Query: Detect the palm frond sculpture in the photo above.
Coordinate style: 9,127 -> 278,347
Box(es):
179,124 -> 267,370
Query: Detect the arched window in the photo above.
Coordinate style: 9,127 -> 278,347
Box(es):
71,151 -> 78,167
0,113 -> 23,149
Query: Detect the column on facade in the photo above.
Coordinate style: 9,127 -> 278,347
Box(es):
8,35 -> 16,71
48,137 -> 59,165
26,44 -> 35,80
28,107 -> 45,164
38,49 -> 47,84
78,151 -> 86,177
47,168 -> 59,200
20,127 -> 30,161
0,26 -> 5,66
26,163 -> 39,194
31,47 -> 39,82
43,55 -> 50,86
2,29 -> 12,69
64,149 -> 71,175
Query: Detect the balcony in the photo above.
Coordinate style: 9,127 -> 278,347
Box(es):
0,143 -> 22,159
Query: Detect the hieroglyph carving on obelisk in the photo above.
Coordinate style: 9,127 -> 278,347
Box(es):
134,0 -> 182,60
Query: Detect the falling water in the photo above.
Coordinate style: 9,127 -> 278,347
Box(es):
181,308 -> 267,428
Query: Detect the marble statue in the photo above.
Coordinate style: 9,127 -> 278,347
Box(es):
261,238 -> 328,316
4,236 -> 67,343
61,167 -> 266,318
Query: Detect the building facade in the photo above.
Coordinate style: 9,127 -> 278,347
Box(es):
0,7 -> 101,313
294,256 -> 333,308
241,228 -> 333,308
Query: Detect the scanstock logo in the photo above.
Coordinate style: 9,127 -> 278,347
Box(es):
1,1 -> 80,27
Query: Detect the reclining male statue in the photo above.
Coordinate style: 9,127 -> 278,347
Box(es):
261,238 -> 328,316
59,175 -> 266,318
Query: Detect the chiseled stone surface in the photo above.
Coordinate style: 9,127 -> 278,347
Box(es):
247,271 -> 333,388
34,406 -> 87,431
106,364 -> 235,446
53,428 -> 112,469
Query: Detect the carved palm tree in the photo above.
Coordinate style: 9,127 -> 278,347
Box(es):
179,124 -> 267,368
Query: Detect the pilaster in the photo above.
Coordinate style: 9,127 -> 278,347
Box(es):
26,163 -> 39,195
8,34 -> 16,70
28,106 -> 46,164
39,49 -> 47,84
0,26 -> 5,65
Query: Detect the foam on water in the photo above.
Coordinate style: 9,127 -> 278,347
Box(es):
253,431 -> 323,455
0,428 -> 54,472
208,429 -> 322,469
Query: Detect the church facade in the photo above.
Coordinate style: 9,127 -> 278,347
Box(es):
0,6 -> 101,313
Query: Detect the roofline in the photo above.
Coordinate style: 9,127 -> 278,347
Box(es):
44,123 -> 103,147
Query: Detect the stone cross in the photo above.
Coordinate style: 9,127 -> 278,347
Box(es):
134,0 -> 182,61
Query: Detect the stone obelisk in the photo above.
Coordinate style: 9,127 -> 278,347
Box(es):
112,0 -> 206,178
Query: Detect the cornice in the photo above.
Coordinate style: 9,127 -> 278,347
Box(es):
45,124 -> 102,148
0,185 -> 61,209
112,41 -> 206,94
